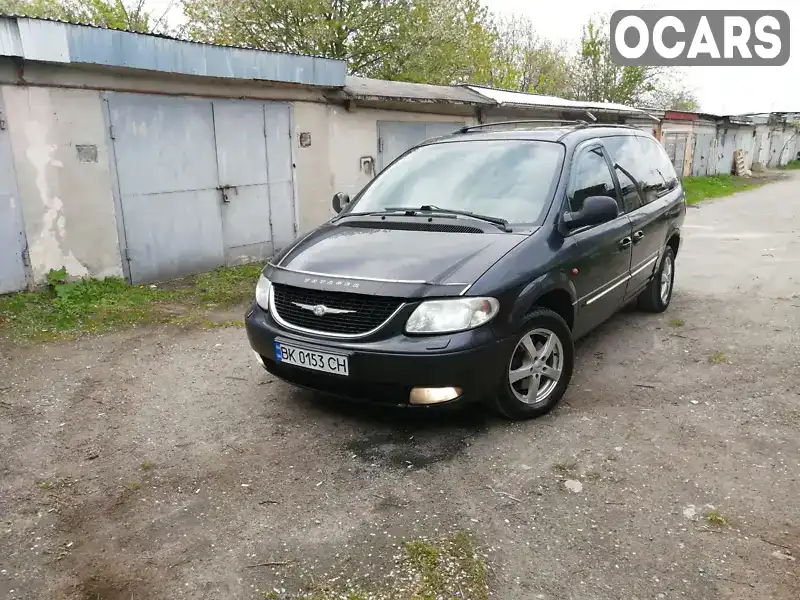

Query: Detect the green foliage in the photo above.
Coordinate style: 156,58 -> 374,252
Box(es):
182,0 -> 494,84
705,509 -> 729,525
571,17 -> 657,105
569,16 -> 698,109
681,174 -> 765,205
485,14 -> 572,95
0,0 -> 164,33
0,263 -> 263,342
781,160 -> 800,170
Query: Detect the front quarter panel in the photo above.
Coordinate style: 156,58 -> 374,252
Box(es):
469,229 -> 581,338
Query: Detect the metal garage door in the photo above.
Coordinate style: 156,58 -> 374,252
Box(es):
377,121 -> 464,172
663,133 -> 688,177
692,133 -> 714,176
106,93 -> 296,283
0,99 -> 28,295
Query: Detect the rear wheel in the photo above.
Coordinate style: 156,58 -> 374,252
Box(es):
492,308 -> 574,421
638,246 -> 675,313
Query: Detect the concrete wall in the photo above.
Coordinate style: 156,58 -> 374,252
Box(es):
1,85 -> 122,283
290,103 -> 476,234
328,105 -> 475,198
292,102 -> 334,233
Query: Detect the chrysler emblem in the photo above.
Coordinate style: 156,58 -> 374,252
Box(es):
293,302 -> 356,316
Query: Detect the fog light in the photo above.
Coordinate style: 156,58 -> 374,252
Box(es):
253,351 -> 265,367
409,386 -> 462,405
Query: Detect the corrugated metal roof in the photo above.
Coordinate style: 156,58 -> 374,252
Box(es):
467,85 -> 647,115
0,12 -> 328,58
343,77 -> 493,105
0,14 -> 347,86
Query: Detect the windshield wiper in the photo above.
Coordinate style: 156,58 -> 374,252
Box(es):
383,205 -> 511,232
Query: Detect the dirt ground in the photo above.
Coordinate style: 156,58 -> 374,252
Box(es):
2,173 -> 799,600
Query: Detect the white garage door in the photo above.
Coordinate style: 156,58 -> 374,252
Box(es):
106,93 -> 297,283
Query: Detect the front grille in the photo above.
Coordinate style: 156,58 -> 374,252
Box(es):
271,283 -> 403,335
339,220 -> 484,234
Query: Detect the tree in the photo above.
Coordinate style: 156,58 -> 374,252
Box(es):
0,0 -> 170,33
181,0 -> 495,83
485,15 -> 572,96
642,85 -> 700,111
569,17 -> 700,111
570,17 -> 661,105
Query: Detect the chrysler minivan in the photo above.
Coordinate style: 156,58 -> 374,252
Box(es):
245,122 -> 685,420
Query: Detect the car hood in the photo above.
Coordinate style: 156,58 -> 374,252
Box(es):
273,223 -> 530,287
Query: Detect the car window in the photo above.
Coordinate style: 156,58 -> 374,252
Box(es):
567,146 -> 619,213
602,136 -> 644,213
348,140 -> 565,224
635,137 -> 680,204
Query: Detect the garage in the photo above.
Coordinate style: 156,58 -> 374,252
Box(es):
106,93 -> 298,284
377,120 -> 465,171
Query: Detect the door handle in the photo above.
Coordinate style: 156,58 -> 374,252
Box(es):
619,237 -> 632,249
633,231 -> 644,243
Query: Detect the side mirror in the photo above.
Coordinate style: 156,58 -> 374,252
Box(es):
332,192 -> 351,214
561,195 -> 619,232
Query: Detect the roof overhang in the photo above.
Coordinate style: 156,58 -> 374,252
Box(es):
0,15 -> 347,87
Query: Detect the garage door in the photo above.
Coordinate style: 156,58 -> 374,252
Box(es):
663,133 -> 688,177
0,96 -> 27,295
377,121 -> 464,172
106,93 -> 296,283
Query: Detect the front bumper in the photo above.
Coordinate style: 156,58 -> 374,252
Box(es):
245,303 -> 512,406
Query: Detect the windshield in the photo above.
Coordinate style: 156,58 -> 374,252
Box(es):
347,140 -> 565,224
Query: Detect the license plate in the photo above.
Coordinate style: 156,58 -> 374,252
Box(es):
273,342 -> 349,376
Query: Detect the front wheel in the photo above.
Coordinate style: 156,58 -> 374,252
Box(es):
491,308 -> 575,421
638,246 -> 675,313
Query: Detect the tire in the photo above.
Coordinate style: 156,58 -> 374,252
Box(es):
637,246 -> 675,313
491,308 -> 575,421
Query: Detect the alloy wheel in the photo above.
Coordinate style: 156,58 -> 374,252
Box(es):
660,253 -> 674,304
508,328 -> 564,406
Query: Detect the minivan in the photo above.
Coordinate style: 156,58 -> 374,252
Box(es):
245,122 -> 685,420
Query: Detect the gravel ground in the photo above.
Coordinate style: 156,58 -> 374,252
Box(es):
1,174 -> 799,600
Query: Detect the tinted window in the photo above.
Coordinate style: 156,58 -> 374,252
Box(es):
602,136 -> 644,213
567,147 -> 618,212
635,137 -> 680,204
349,140 -> 565,224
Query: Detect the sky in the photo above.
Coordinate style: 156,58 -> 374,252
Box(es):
484,0 -> 800,115
146,0 -> 799,115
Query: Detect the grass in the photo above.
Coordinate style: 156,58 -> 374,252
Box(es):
551,458 -> 578,475
709,351 -> 728,365
780,160 -> 800,170
140,461 -> 155,471
705,509 -> 730,526
0,263 -> 262,343
669,318 -> 685,328
681,174 -> 766,205
290,532 -> 488,600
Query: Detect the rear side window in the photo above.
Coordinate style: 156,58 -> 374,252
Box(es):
567,147 -> 618,213
602,136 -> 644,213
635,137 -> 680,204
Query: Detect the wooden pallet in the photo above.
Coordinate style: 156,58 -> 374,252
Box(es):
734,149 -> 752,177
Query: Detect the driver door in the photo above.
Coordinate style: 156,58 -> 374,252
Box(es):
567,144 -> 634,339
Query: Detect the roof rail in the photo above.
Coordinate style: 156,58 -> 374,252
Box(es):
457,119 -> 588,133
586,123 -> 640,130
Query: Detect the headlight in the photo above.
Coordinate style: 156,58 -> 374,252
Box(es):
255,274 -> 271,310
405,297 -> 499,334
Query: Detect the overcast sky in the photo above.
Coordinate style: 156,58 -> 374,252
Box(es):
148,0 -> 799,115
485,0 -> 800,115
